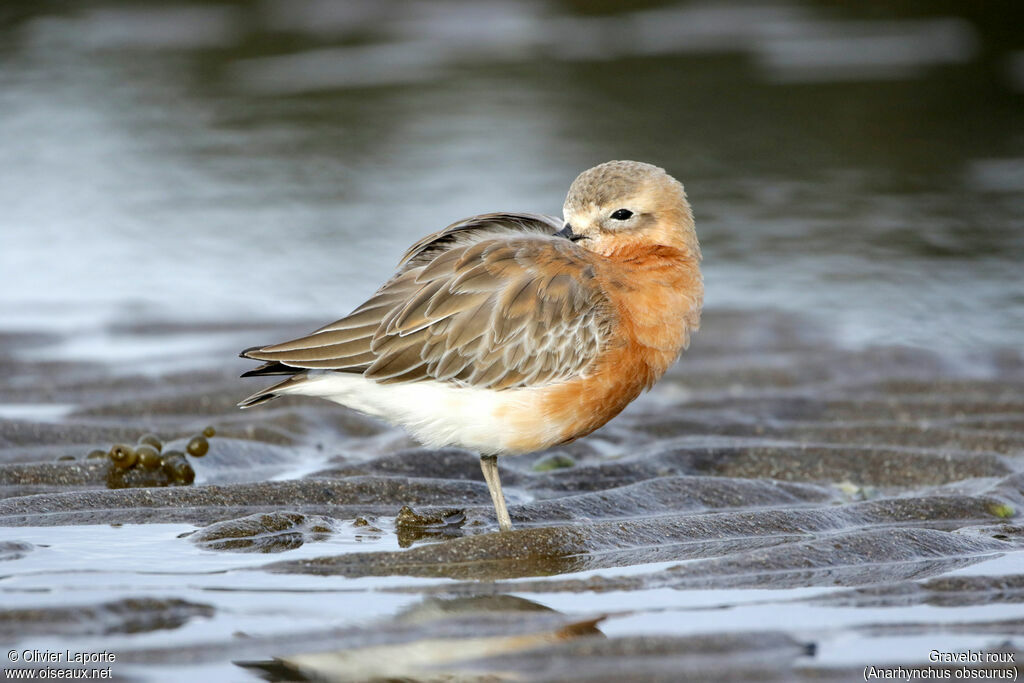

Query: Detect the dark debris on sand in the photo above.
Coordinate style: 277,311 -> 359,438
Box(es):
2,310 -> 1023,680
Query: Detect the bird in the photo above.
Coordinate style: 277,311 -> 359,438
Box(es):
239,160 -> 703,532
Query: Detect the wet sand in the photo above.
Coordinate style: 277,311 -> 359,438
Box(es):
1,309 -> 1022,681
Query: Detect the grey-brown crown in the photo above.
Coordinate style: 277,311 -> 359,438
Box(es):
563,160 -> 674,213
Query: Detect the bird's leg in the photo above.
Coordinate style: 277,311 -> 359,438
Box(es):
479,454 -> 513,532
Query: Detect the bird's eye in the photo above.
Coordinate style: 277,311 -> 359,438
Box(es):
610,209 -> 633,220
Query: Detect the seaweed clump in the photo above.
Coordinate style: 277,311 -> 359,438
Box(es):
66,427 -> 219,489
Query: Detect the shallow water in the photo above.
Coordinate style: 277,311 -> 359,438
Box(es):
2,1 -> 1024,681
2,0 -> 1023,354
2,309 -> 1024,680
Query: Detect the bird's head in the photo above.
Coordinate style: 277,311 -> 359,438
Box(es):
558,160 -> 699,260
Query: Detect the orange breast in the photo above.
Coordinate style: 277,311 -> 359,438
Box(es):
499,244 -> 702,453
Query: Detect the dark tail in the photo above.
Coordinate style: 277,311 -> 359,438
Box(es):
238,346 -> 304,408
240,360 -> 296,378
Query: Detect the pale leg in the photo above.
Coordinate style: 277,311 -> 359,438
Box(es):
479,454 -> 513,532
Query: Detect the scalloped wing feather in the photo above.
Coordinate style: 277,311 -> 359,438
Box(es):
244,213 -> 615,390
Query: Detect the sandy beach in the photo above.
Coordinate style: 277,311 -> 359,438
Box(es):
2,309 -> 1023,679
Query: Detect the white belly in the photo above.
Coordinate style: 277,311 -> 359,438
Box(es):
278,372 -> 547,455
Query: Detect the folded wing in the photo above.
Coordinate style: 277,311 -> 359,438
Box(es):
242,213 -> 616,390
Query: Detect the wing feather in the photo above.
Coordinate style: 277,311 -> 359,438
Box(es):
242,212 -> 616,389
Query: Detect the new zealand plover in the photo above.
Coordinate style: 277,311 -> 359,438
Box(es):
240,160 -> 703,532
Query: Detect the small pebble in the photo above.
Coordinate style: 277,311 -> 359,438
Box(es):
109,444 -> 137,470
137,433 -> 163,452
161,452 -> 195,485
161,451 -> 186,470
135,444 -> 162,469
186,435 -> 209,457
202,425 -> 216,438
86,449 -> 108,460
56,455 -> 75,462
176,463 -> 196,485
